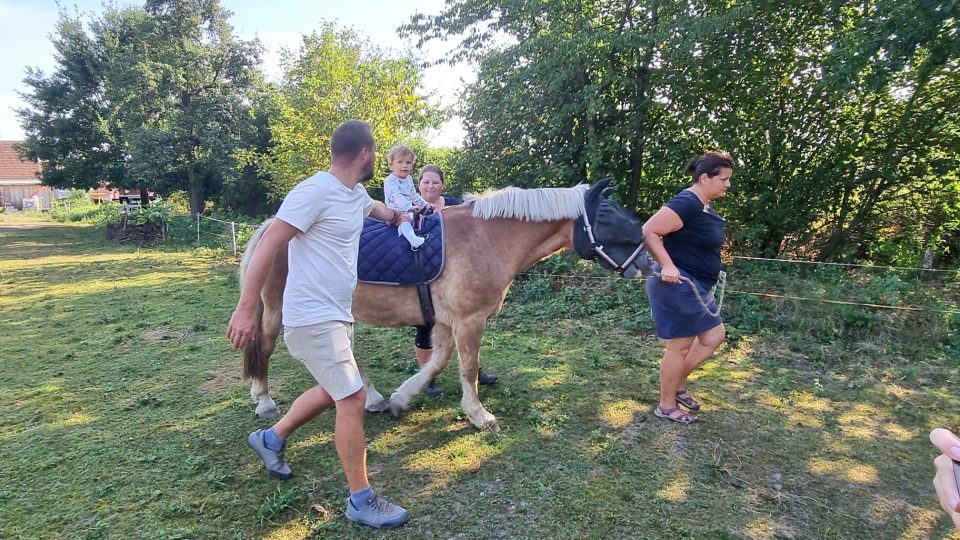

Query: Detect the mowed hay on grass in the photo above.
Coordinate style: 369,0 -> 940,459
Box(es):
1,212 -> 958,539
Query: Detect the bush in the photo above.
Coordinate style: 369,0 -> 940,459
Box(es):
505,251 -> 960,364
50,198 -> 123,225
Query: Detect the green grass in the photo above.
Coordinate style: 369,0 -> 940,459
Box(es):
1,212 -> 959,539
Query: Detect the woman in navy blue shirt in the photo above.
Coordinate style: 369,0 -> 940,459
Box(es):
642,152 -> 734,423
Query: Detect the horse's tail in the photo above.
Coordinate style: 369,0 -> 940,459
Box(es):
240,219 -> 273,381
239,218 -> 272,284
242,299 -> 266,380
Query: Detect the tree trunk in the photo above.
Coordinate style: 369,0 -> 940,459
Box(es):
817,169 -> 858,261
139,186 -> 150,207
624,6 -> 657,211
189,171 -> 204,215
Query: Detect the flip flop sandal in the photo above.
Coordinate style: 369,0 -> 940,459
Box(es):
654,406 -> 698,424
675,390 -> 701,411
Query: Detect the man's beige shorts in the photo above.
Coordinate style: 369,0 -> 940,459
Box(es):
283,321 -> 363,401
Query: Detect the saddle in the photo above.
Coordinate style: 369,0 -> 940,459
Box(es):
358,213 -> 445,285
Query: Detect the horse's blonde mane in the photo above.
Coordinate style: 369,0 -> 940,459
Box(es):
464,184 -> 587,221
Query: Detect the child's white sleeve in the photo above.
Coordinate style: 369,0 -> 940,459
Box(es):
384,177 -> 413,211
402,179 -> 428,208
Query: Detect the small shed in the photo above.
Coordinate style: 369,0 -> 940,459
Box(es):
0,140 -> 55,211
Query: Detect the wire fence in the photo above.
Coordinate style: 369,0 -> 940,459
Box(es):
181,216 -> 957,315
162,213 -> 258,254
516,260 -> 960,317
193,214 -> 258,254
729,255 -> 958,275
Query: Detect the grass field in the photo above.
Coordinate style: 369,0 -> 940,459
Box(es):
1,211 -> 959,539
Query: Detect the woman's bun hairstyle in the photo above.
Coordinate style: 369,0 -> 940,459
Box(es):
687,151 -> 733,183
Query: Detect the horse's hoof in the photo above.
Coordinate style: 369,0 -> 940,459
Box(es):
472,412 -> 500,432
366,398 -> 390,413
388,392 -> 411,417
478,419 -> 501,433
255,404 -> 280,418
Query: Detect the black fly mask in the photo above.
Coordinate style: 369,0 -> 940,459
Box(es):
573,178 -> 654,279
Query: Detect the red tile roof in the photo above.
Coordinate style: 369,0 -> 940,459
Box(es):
0,141 -> 41,181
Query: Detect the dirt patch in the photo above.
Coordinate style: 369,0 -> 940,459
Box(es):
140,329 -> 192,342
200,364 -> 243,393
619,412 -> 648,447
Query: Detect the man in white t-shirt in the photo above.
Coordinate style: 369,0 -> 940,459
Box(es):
227,120 -> 410,529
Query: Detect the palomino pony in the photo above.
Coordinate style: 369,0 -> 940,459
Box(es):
241,180 -> 649,432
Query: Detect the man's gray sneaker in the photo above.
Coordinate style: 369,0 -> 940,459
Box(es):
345,494 -> 410,529
247,429 -> 292,480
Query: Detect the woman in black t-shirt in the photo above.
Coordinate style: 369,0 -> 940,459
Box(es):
642,151 -> 734,424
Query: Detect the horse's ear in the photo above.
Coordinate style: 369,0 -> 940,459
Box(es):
600,187 -> 615,199
586,177 -> 613,203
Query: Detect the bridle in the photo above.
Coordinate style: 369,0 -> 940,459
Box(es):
576,210 -> 650,277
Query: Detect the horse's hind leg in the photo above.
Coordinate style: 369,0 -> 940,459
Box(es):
390,322 -> 454,416
360,365 -> 389,413
453,317 -> 499,432
251,302 -> 282,418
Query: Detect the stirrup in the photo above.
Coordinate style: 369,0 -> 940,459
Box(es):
410,233 -> 429,251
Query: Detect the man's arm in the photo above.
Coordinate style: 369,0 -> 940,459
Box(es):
369,201 -> 404,227
226,219 -> 300,349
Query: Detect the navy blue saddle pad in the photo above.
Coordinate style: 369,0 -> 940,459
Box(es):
358,214 -> 445,285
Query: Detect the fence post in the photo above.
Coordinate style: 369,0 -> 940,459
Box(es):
196,213 -> 200,243
922,248 -> 933,282
231,221 -> 237,254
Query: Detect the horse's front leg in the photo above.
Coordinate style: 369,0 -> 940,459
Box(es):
390,322 -> 454,415
453,317 -> 499,432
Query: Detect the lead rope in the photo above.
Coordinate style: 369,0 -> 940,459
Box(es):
652,270 -> 726,318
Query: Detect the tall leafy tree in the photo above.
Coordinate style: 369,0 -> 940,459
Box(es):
17,13 -> 130,191
17,0 -> 263,214
259,24 -> 442,199
403,1 -> 688,207
405,0 -> 960,263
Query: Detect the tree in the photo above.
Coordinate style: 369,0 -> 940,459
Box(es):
258,24 -> 442,200
403,1 -> 689,206
17,0 -> 263,214
218,98 -> 278,217
17,13 -> 130,191
404,0 -> 960,263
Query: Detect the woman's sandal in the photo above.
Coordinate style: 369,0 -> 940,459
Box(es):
654,406 -> 699,424
675,389 -> 701,411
